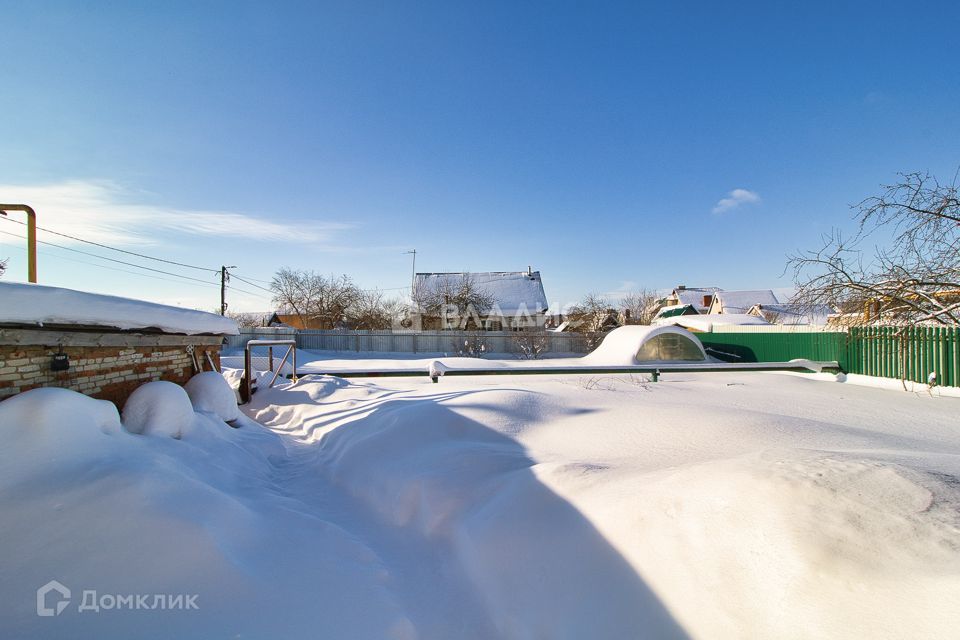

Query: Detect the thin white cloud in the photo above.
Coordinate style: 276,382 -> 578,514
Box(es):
0,179 -> 352,246
711,188 -> 761,215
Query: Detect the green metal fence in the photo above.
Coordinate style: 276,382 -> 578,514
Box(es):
847,326 -> 960,387
697,330 -> 849,368
698,326 -> 960,387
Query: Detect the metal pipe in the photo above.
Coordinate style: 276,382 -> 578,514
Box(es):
0,204 -> 37,282
301,360 -> 841,383
242,339 -> 298,404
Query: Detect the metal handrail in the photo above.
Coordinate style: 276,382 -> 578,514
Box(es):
241,339 -> 297,403
302,360 -> 842,383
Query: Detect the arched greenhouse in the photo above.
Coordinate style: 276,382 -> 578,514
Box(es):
583,325 -> 707,365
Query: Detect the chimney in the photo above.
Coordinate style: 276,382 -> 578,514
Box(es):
677,284 -> 686,290
703,294 -> 713,308
527,265 -> 532,276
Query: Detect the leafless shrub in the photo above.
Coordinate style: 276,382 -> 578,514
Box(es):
455,332 -> 488,358
514,331 -> 549,359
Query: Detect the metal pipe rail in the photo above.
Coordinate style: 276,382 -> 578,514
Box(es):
241,339 -> 298,403
301,360 -> 842,384
0,204 -> 37,282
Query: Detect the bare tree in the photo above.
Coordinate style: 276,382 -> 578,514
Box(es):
414,273 -> 495,330
620,289 -> 659,325
0,258 -> 6,278
789,171 -> 960,326
789,170 -> 960,388
565,293 -> 618,349
269,268 -> 361,329
566,293 -> 616,332
348,290 -> 408,330
227,311 -> 267,328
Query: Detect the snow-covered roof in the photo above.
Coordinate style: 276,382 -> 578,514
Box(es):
654,304 -> 697,319
656,313 -> 770,332
749,303 -> 834,326
711,290 -> 779,314
0,282 -> 239,335
673,287 -> 722,309
415,271 -> 549,315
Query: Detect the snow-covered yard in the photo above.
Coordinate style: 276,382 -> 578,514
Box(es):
2,360 -> 959,638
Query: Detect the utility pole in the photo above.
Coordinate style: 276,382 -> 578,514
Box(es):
220,265 -> 237,315
405,249 -> 417,304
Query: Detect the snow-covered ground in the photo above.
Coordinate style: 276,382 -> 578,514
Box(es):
1,361 -> 959,638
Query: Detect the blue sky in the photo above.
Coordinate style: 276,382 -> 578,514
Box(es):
1,0 -> 959,312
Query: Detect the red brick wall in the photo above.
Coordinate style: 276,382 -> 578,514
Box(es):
0,345 -> 221,408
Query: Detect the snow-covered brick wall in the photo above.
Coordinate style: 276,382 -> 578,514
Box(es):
0,343 -> 220,407
0,282 -> 238,335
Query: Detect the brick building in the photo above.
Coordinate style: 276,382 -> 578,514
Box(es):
0,282 -> 238,407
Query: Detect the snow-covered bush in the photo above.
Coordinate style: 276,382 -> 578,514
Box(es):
122,380 -> 194,439
455,332 -> 487,358
0,387 -> 121,438
184,371 -> 240,422
513,331 -> 548,359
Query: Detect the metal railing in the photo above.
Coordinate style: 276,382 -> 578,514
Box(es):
241,339 -> 298,404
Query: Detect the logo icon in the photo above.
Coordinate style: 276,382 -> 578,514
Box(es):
37,580 -> 71,617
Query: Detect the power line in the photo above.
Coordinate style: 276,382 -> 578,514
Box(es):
0,216 -> 218,272
0,228 -> 220,286
1,234 -> 271,301
229,272 -> 275,294
0,234 -> 222,291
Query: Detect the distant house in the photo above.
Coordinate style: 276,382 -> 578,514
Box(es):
413,269 -> 549,331
655,286 -> 723,316
748,303 -> 835,326
707,290 -> 779,315
268,312 -> 329,330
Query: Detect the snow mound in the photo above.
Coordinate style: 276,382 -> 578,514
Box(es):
122,381 -> 195,438
583,325 -> 706,365
0,387 -> 121,461
184,372 -> 240,422
605,451 -> 960,639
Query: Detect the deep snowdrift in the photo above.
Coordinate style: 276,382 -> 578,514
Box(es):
2,370 -> 959,639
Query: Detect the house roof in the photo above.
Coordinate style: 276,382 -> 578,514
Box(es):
0,282 -> 238,335
711,290 -> 779,314
414,271 -> 549,315
656,313 -> 770,332
654,304 -> 698,319
749,303 -> 834,325
664,287 -> 723,312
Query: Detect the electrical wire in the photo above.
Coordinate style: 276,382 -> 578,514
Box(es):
0,235 -> 222,291
0,228 -> 220,286
228,273 -> 275,294
0,215 -> 218,272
